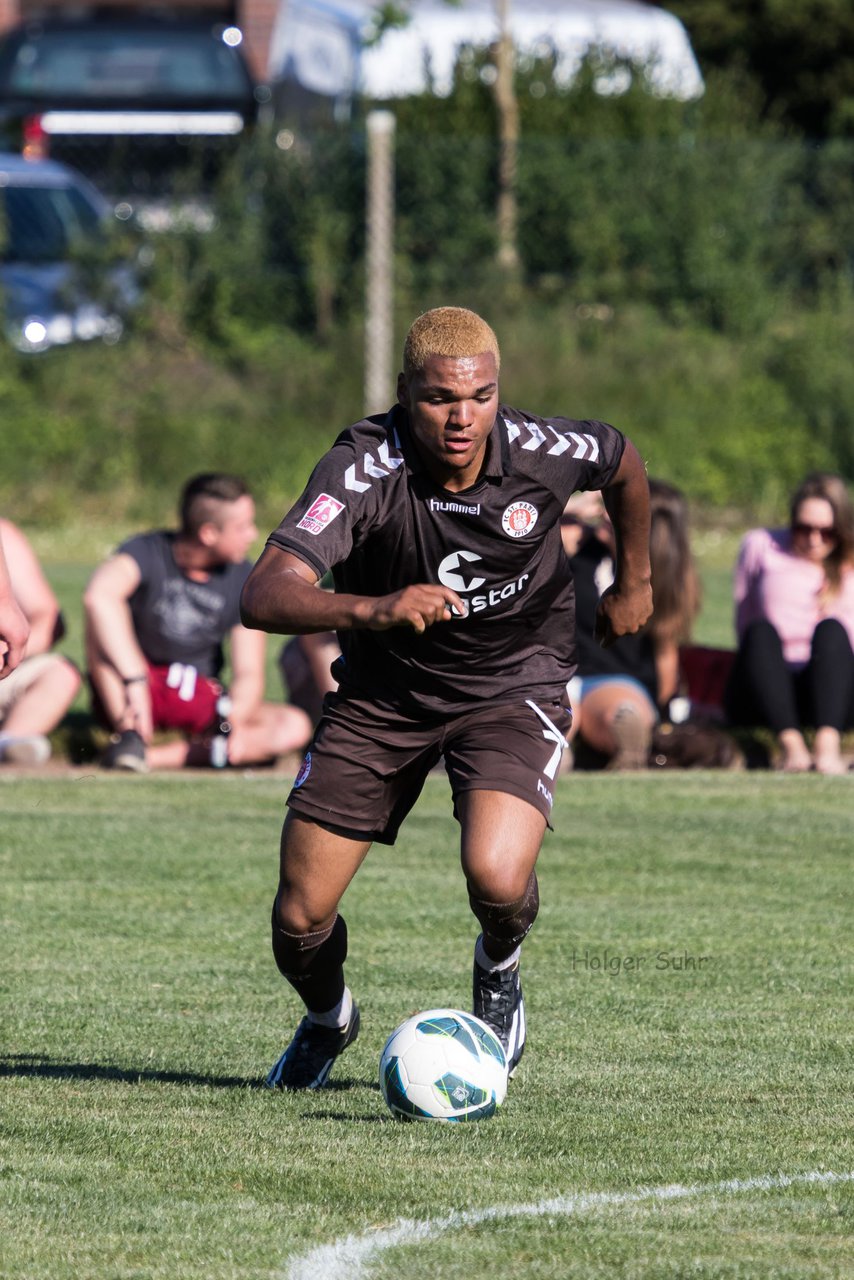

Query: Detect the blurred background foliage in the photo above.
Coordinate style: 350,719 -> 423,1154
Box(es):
668,0 -> 854,139
2,41 -> 853,532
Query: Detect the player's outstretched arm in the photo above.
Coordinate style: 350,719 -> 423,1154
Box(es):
241,546 -> 466,636
596,439 -> 653,648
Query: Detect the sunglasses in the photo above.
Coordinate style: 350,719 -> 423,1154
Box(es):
792,521 -> 837,542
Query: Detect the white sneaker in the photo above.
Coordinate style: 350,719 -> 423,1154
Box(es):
0,734 -> 52,765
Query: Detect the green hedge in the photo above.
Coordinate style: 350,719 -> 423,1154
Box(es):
0,289 -> 845,525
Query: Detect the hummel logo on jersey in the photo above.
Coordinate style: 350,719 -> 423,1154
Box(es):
344,431 -> 405,493
503,416 -> 600,461
430,498 -> 481,516
297,494 -> 345,535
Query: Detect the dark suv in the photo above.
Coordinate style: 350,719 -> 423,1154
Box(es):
0,15 -> 262,217
0,151 -> 140,352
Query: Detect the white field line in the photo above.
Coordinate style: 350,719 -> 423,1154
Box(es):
283,1169 -> 854,1280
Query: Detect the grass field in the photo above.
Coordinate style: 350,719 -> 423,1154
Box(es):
2,770 -> 852,1279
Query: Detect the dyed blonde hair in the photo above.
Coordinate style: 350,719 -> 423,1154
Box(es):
403,307 -> 501,376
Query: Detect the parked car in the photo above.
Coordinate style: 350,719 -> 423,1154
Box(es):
0,152 -> 140,353
0,15 -> 265,222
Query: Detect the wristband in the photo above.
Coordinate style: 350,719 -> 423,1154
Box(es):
122,674 -> 148,686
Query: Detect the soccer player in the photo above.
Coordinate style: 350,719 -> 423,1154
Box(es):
241,307 -> 653,1090
84,473 -> 313,772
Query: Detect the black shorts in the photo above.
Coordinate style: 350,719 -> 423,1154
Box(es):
286,692 -> 571,844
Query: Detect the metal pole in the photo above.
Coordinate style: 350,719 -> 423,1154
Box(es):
494,0 -> 520,273
364,109 -> 396,416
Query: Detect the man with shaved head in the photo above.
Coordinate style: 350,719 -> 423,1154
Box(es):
243,306 -> 652,1091
85,472 -> 312,773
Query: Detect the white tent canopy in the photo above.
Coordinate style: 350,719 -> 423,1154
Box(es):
268,0 -> 704,103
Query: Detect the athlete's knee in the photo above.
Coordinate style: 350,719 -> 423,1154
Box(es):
467,871 -> 540,949
271,898 -> 348,979
272,876 -> 338,935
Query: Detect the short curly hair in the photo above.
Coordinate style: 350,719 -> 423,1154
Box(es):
403,307 -> 501,376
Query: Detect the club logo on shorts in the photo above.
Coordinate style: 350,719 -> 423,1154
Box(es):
293,751 -> 312,788
297,494 -> 345,536
501,501 -> 538,538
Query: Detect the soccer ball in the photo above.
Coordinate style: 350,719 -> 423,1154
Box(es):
379,1008 -> 508,1122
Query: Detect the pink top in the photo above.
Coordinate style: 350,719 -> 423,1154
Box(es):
734,527 -> 854,667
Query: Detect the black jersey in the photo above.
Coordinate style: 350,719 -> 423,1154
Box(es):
267,403 -> 625,714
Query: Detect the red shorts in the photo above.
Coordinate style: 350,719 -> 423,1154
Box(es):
286,692 -> 571,844
146,663 -> 224,735
90,662 -> 224,736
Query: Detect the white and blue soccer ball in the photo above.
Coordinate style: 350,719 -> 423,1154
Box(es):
379,1008 -> 508,1122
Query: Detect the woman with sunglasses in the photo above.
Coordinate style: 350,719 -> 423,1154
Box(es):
725,472 -> 854,773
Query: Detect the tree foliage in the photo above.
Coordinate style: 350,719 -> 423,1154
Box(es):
3,37 -> 854,526
668,0 -> 854,137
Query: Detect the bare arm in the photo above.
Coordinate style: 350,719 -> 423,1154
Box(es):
240,546 -> 467,637
83,553 -> 147,676
0,533 -> 29,678
83,553 -> 155,739
227,623 -> 267,722
654,636 -> 681,707
0,519 -> 61,656
595,439 -> 653,647
733,531 -> 762,640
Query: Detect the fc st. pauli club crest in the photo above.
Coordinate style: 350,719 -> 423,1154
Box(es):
501,501 -> 538,538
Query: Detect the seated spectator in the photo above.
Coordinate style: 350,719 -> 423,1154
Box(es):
0,529 -> 29,680
724,471 -> 854,774
565,480 -> 701,769
84,473 -> 312,772
0,518 -> 81,764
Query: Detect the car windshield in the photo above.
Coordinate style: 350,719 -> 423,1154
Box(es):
6,29 -> 250,100
0,181 -> 102,261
